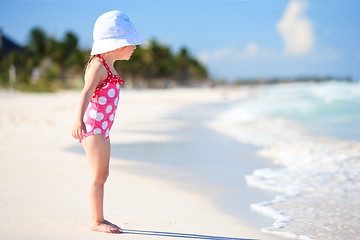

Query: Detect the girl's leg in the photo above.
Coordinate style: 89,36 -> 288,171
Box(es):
82,134 -> 122,233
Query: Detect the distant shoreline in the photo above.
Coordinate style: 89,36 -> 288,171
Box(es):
216,76 -> 358,86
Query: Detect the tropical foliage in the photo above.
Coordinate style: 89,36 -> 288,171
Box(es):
0,28 -> 209,91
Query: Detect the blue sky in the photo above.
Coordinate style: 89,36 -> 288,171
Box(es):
0,0 -> 359,80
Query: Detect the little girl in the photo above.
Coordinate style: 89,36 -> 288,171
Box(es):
71,10 -> 144,233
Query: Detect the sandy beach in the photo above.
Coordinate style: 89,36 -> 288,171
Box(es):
0,88 -> 285,240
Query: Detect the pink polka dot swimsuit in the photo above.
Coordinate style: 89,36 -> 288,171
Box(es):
81,55 -> 124,142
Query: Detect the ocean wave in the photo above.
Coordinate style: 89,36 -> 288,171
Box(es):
207,82 -> 360,239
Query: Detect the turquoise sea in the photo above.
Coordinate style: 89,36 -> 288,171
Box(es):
265,81 -> 360,141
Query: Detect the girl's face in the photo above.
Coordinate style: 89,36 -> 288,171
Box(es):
115,45 -> 136,60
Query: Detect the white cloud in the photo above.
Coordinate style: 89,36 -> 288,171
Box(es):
198,43 -> 261,63
244,43 -> 259,56
198,48 -> 230,62
277,0 -> 315,56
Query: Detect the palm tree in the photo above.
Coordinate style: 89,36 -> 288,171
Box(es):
175,47 -> 191,85
27,28 -> 47,65
147,39 -> 175,87
52,31 -> 79,79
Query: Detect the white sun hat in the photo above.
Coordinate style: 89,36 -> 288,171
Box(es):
90,10 -> 145,55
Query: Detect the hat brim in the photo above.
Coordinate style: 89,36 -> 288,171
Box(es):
90,31 -> 145,55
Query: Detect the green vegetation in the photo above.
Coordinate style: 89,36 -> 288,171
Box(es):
0,28 -> 209,92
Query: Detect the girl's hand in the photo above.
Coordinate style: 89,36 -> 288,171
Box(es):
72,120 -> 86,141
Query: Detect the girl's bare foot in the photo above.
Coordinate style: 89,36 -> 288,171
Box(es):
104,220 -> 122,231
89,220 -> 122,233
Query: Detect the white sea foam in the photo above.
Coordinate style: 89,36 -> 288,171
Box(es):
208,81 -> 360,239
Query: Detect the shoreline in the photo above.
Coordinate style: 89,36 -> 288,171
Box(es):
0,88 -> 285,240
110,96 -> 284,229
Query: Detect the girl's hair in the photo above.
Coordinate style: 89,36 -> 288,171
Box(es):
84,54 -> 99,71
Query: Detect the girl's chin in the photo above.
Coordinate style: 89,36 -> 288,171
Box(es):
118,56 -> 131,61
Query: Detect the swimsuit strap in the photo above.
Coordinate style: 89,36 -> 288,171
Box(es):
97,55 -> 113,77
91,55 -> 124,99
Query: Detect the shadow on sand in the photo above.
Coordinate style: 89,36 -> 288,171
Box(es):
122,229 -> 257,240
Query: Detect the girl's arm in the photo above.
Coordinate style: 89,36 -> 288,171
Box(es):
72,61 -> 107,140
